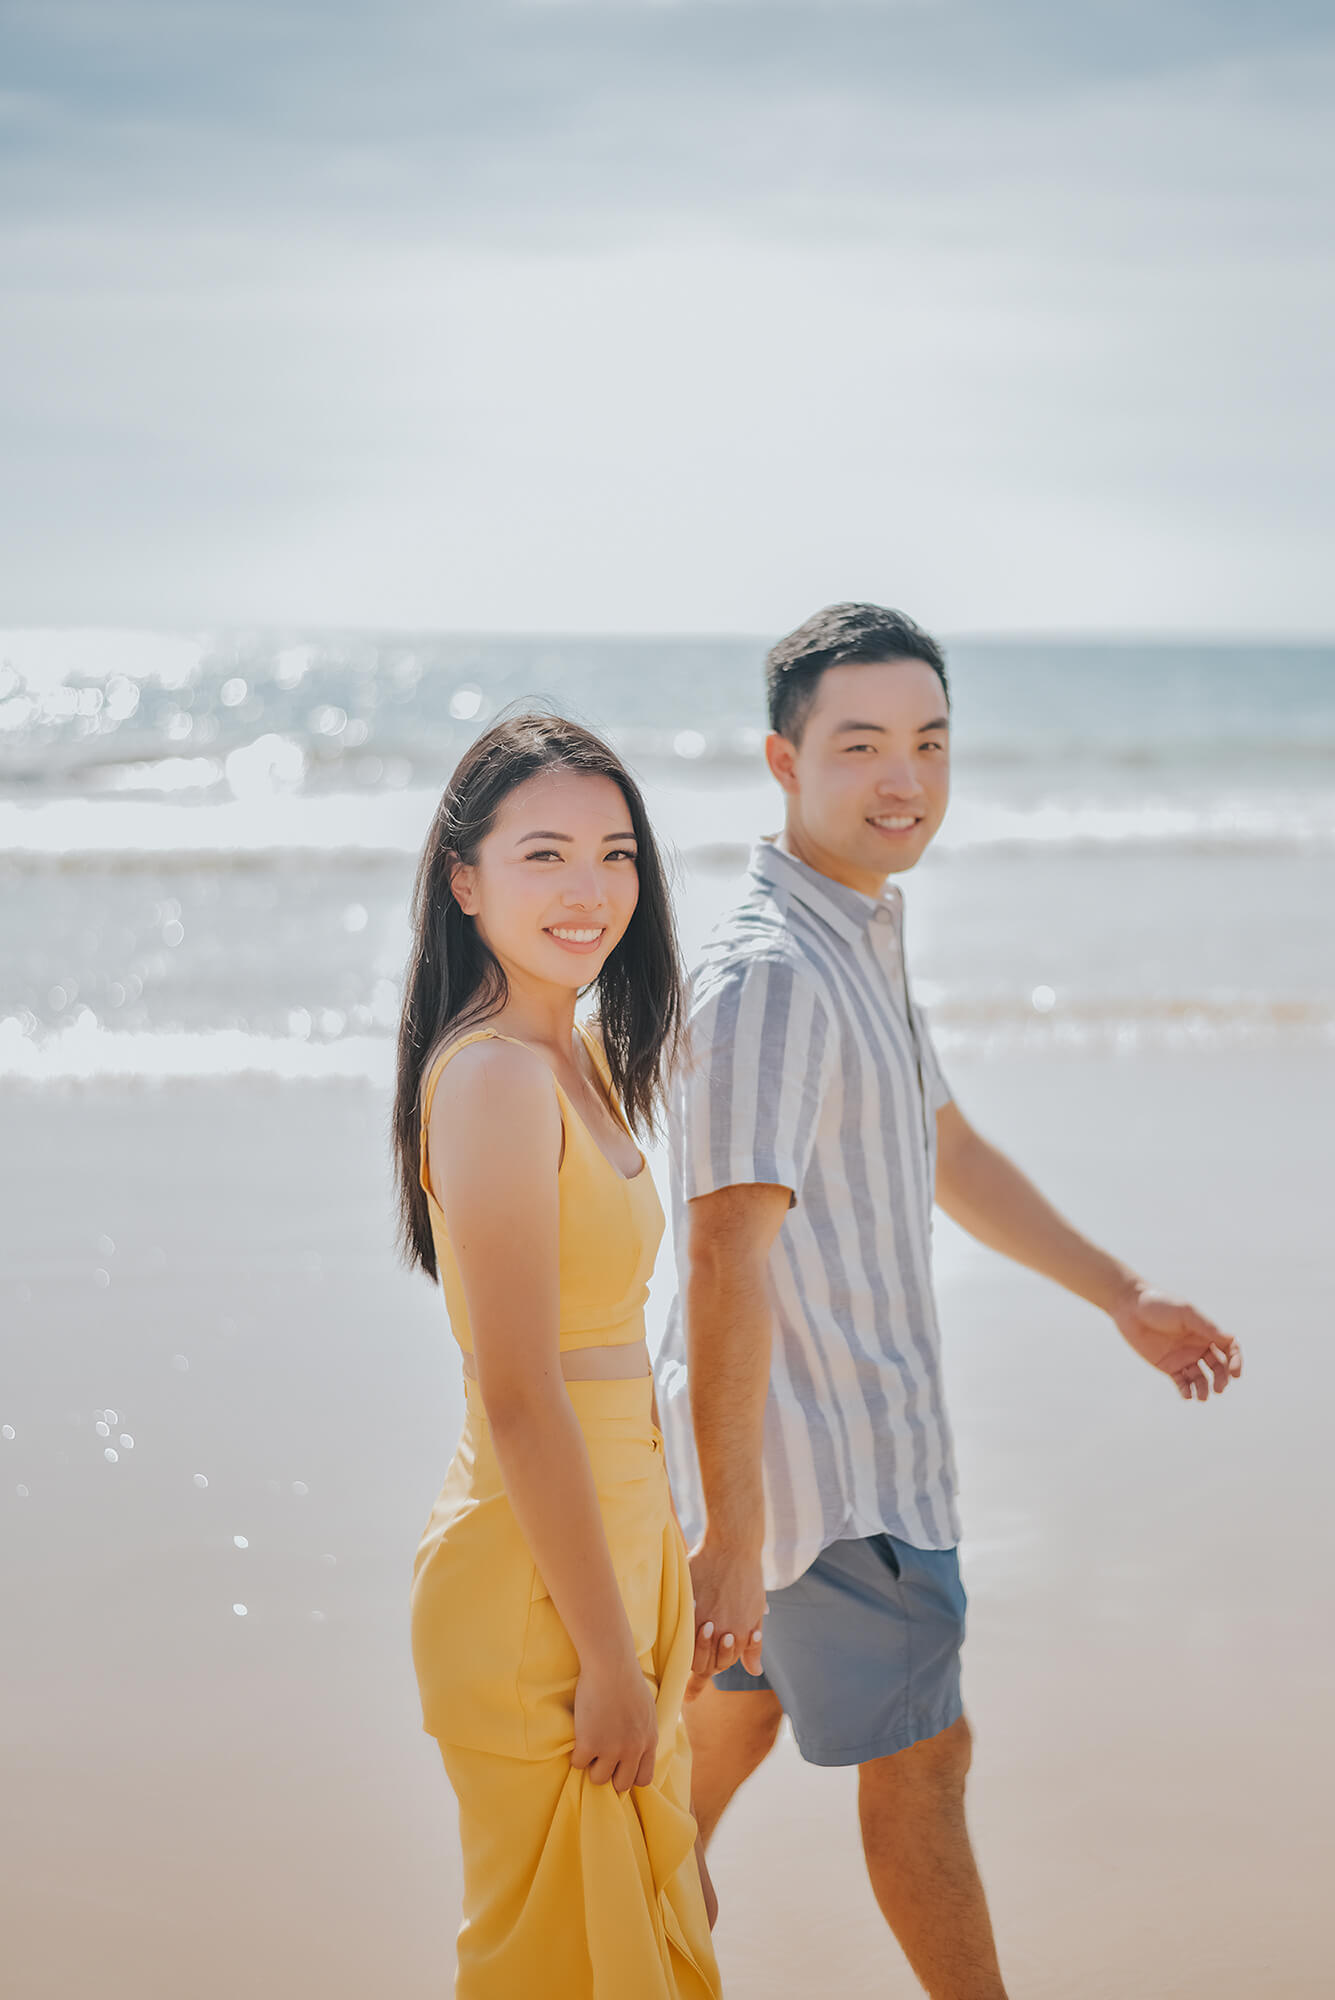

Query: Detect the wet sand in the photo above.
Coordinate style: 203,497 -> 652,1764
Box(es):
2,1048 -> 1331,1997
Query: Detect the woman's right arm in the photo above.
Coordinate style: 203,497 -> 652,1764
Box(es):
428,1040 -> 658,1794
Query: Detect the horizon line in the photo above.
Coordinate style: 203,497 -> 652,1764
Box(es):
3,622 -> 1334,649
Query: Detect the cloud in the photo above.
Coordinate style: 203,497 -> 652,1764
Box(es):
0,1 -> 1331,630
5,2 -> 1332,241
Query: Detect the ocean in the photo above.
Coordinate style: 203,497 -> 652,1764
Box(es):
3,628 -> 1333,1083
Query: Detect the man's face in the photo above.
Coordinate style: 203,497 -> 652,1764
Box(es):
766,658 -> 951,894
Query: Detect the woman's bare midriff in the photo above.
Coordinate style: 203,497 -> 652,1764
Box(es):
461,1339 -> 651,1383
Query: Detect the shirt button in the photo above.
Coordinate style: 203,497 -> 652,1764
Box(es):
874,907 -> 894,924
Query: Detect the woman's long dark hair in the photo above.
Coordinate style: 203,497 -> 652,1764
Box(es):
393,710 -> 684,1278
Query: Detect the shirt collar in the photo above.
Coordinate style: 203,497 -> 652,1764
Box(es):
748,836 -> 899,948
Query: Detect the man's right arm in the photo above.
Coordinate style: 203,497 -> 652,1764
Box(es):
683,1179 -> 792,1695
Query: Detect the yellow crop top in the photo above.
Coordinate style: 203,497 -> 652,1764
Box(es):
418,1023 -> 665,1356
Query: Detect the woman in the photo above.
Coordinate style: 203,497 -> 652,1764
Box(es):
394,712 -> 723,2000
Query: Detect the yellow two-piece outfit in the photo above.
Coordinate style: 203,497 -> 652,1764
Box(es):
411,1025 -> 723,2000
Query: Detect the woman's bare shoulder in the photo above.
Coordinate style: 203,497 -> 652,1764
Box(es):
429,1031 -> 553,1111
425,1034 -> 563,1205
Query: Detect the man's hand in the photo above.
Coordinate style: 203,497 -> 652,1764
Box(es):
685,1538 -> 767,1701
1110,1281 -> 1243,1400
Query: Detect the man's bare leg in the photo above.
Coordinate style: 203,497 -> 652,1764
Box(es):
858,1715 -> 1007,2000
685,1681 -> 785,1845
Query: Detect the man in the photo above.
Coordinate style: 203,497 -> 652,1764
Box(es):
655,602 -> 1242,2000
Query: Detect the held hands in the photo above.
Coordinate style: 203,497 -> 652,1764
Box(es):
571,1648 -> 659,1793
685,1538 -> 767,1702
1111,1280 -> 1243,1400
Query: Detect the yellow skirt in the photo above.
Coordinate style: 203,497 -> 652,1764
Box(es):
411,1376 -> 723,2000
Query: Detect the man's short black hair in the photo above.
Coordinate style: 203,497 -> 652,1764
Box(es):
766,602 -> 950,744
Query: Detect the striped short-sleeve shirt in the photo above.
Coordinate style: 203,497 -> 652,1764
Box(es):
656,837 -> 961,1591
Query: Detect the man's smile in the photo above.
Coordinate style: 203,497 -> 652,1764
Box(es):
866,811 -> 923,838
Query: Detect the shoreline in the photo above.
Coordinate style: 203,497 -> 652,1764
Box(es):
3,1048 -> 1331,1996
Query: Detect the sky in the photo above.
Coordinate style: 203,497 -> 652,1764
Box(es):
1,0 -> 1332,635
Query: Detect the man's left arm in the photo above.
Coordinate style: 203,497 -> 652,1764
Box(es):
933,1100 -> 1243,1401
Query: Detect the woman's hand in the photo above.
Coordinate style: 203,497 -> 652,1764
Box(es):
571,1649 -> 659,1793
686,1536 -> 767,1699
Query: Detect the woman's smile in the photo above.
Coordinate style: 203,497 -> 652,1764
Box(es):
544,923 -> 607,952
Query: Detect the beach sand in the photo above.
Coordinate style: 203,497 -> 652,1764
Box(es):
2,1046 -> 1331,1998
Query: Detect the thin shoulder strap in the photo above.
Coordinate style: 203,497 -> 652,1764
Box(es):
575,1019 -> 611,1088
576,1020 -> 634,1138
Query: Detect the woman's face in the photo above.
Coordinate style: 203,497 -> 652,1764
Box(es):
451,768 -> 641,991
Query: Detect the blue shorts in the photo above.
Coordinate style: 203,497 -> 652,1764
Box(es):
713,1533 -> 966,1767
